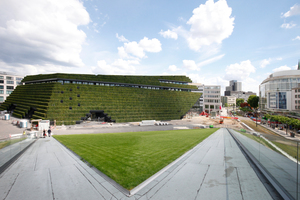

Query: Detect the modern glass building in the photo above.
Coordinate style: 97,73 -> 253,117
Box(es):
259,68 -> 300,111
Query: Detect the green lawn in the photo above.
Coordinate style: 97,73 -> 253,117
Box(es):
54,128 -> 218,190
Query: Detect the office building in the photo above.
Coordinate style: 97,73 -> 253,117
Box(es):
0,72 -> 23,104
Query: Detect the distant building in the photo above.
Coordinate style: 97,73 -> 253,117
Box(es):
0,72 -> 23,104
230,91 -> 256,102
221,96 -> 236,107
225,80 -> 242,96
260,61 -> 300,111
190,83 -> 221,114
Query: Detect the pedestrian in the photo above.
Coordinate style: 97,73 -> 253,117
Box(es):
43,129 -> 46,138
48,128 -> 51,137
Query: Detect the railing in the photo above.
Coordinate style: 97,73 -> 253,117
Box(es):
0,133 -> 37,174
228,128 -> 300,199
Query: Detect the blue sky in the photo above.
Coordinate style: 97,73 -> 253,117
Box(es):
0,0 -> 299,94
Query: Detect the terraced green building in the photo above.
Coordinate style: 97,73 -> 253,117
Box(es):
0,73 -> 201,125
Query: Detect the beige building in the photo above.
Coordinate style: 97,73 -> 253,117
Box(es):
0,72 -> 23,104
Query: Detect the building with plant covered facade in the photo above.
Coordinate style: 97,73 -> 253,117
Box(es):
0,73 -> 201,125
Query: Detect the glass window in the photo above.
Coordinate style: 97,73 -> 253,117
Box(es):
0,86 -> 3,89
16,77 -> 23,80
205,105 -> 209,108
296,95 -> 297,98
6,86 -> 14,90
0,96 -> 3,102
6,76 -> 13,80
0,90 -> 3,94
0,76 -> 3,79
6,90 -> 13,94
0,80 -> 3,83
6,81 -> 14,84
210,105 -> 214,109
298,100 -> 300,104
17,81 -> 22,85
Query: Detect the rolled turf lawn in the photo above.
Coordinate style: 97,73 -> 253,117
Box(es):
54,128 -> 218,190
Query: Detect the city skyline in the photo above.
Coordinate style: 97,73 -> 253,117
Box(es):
0,0 -> 299,95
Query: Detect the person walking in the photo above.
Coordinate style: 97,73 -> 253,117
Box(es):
48,128 -> 51,137
43,129 -> 46,138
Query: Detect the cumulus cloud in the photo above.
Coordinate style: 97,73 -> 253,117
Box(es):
92,59 -> 139,75
281,22 -> 296,29
168,65 -> 179,72
273,65 -> 291,72
159,29 -> 178,40
0,0 -> 90,70
183,60 -> 198,71
118,37 -> 162,59
282,4 -> 300,18
293,36 -> 300,40
260,58 -> 271,68
116,33 -> 129,42
224,60 -> 255,80
186,0 -> 234,51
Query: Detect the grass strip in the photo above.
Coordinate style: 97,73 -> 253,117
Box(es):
242,120 -> 300,160
237,131 -> 280,154
0,138 -> 26,150
54,128 -> 218,190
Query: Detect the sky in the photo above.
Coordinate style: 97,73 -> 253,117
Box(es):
0,0 -> 300,95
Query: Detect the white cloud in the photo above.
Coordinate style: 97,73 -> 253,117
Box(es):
282,4 -> 300,18
92,59 -> 139,75
159,29 -> 178,40
186,0 -> 234,51
183,60 -> 198,71
272,65 -> 291,72
197,54 -> 225,67
281,22 -> 296,29
116,33 -> 129,42
224,60 -> 255,80
260,58 -> 271,68
168,65 -> 179,72
293,36 -> 300,40
118,37 -> 162,59
0,0 -> 90,71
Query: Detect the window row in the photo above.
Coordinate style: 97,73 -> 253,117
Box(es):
0,90 -> 13,94
204,105 -> 220,109
0,86 -> 14,89
159,80 -> 188,85
204,99 -> 219,103
0,76 -> 22,80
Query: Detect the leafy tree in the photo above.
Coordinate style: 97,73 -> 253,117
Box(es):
224,103 -> 228,107
236,98 -> 244,107
247,95 -> 259,109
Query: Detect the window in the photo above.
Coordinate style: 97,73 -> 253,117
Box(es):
7,81 -> 14,84
0,96 -> 3,102
298,95 -> 300,98
210,105 -> 214,109
0,90 -> 3,94
16,77 -> 23,81
296,95 -> 297,98
7,86 -> 14,90
6,90 -> 13,94
205,105 -> 209,109
0,86 -> 3,89
0,80 -> 4,83
0,76 -> 3,79
6,76 -> 13,80
17,82 -> 22,85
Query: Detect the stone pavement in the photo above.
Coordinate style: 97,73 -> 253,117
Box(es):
0,128 -> 273,200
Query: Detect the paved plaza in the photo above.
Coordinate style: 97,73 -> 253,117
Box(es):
0,128 -> 274,200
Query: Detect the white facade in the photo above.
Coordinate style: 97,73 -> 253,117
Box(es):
227,96 -> 236,106
0,72 -> 23,103
190,83 -> 221,114
259,69 -> 300,111
230,91 -> 256,101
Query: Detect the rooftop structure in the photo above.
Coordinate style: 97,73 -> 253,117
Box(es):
0,73 -> 201,125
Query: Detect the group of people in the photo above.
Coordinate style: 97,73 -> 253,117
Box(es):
43,128 -> 51,138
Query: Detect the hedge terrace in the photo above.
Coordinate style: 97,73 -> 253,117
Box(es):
1,74 -> 201,125
21,73 -> 198,89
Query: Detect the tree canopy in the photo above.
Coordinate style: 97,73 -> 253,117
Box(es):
236,98 -> 244,107
247,95 -> 259,109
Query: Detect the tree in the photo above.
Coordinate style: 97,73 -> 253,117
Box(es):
236,98 -> 244,107
247,95 -> 259,109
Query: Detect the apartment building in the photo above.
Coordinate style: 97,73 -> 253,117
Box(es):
0,72 -> 23,104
